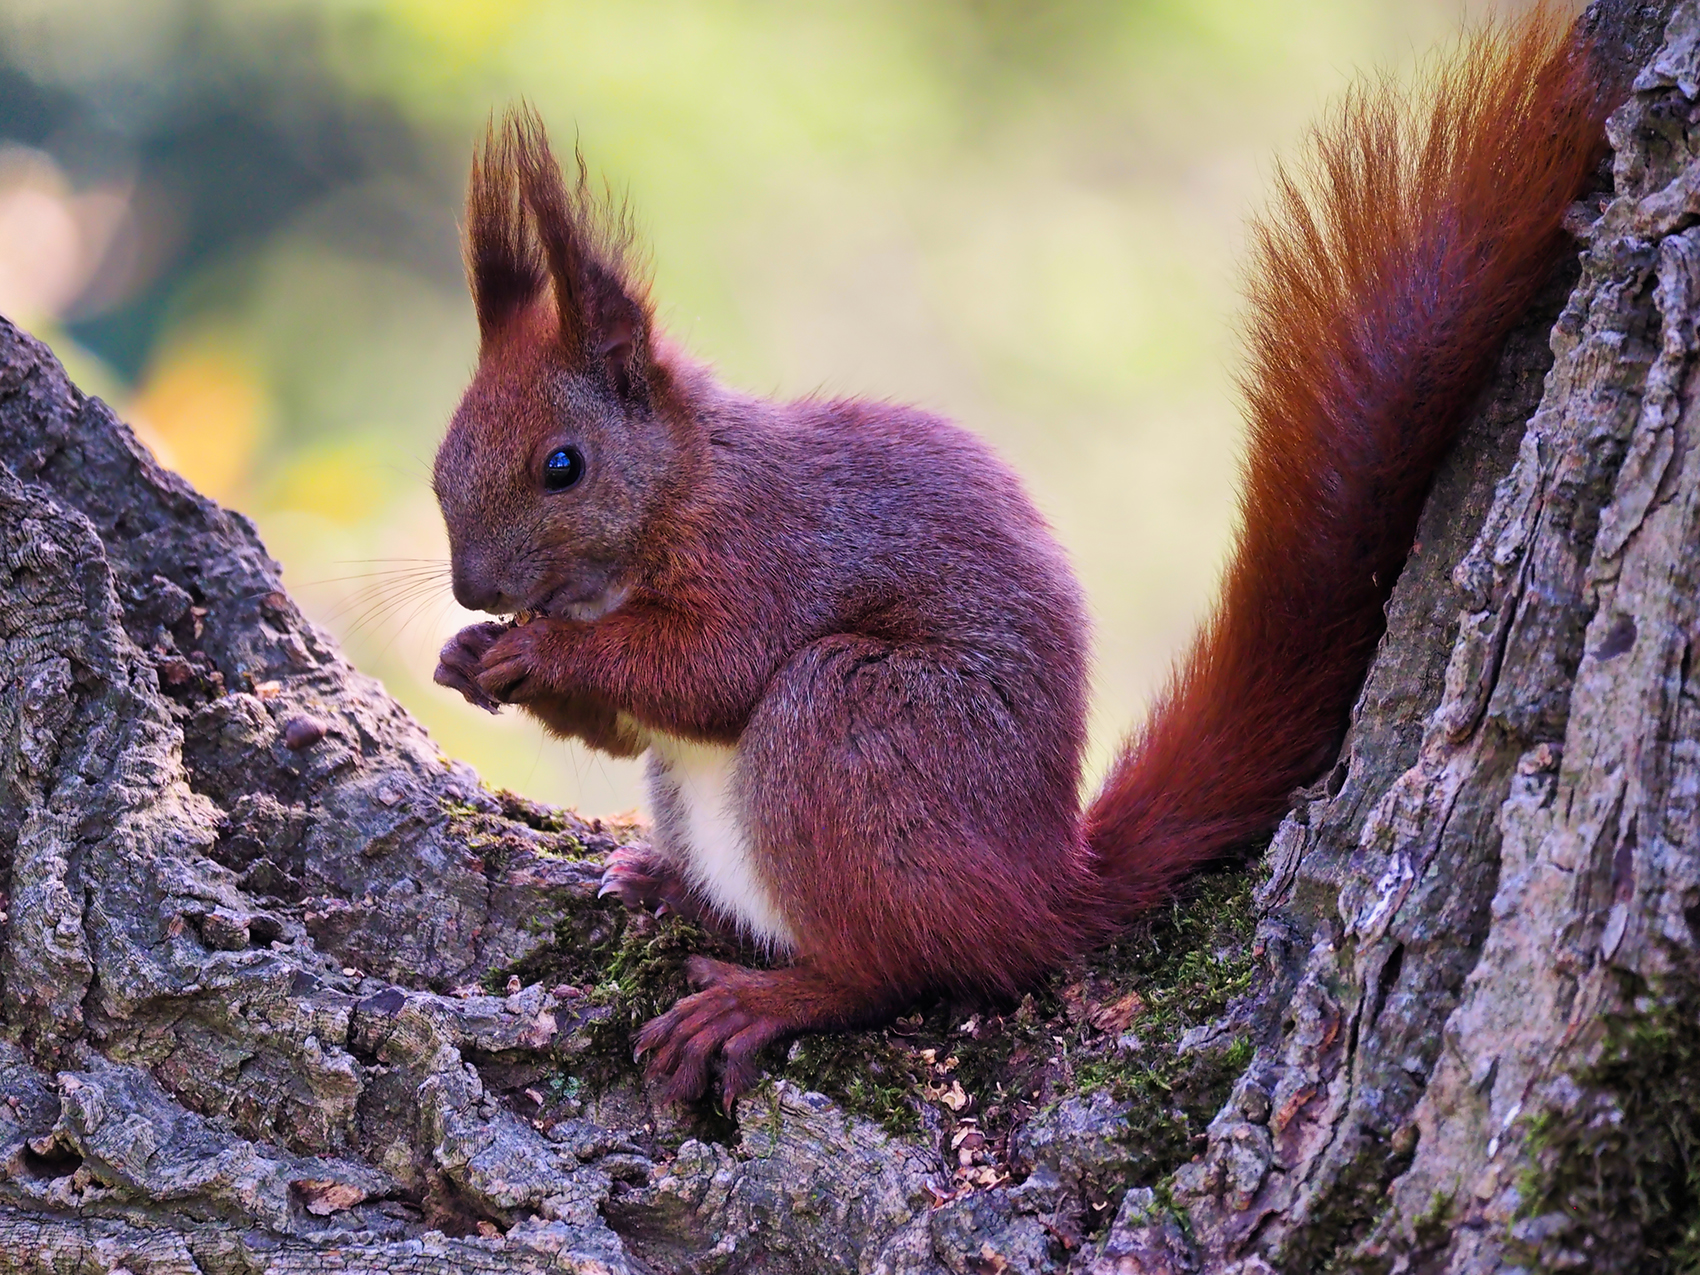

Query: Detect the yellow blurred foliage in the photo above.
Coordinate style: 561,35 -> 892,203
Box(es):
130,342 -> 268,504
268,437 -> 398,525
375,0 -> 529,55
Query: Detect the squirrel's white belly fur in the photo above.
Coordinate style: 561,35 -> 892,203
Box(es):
644,732 -> 797,951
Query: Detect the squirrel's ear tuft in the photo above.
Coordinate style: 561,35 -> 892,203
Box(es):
499,107 -> 655,401
466,108 -> 656,399
467,115 -> 547,340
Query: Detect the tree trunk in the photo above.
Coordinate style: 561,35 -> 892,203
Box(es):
0,3 -> 1694,1271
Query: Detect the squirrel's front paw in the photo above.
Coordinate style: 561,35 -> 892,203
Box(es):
434,622 -> 509,713
473,620 -> 557,705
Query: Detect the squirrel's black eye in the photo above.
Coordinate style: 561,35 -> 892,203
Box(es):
543,446 -> 585,492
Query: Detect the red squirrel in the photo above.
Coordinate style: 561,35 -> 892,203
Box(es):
431,8 -> 1612,1106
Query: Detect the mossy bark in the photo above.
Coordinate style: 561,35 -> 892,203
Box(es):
1171,4 -> 1700,1269
0,2 -> 1693,1271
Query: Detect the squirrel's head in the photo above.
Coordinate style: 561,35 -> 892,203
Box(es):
434,110 -> 690,621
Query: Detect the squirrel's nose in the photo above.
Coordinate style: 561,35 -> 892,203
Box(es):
451,565 -> 505,614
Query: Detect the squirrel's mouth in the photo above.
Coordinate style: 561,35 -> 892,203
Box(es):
530,576 -> 631,624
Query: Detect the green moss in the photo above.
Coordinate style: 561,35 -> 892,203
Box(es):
1057,872 -> 1261,1183
485,895 -> 745,1105
781,1032 -> 930,1135
440,794 -> 589,865
1399,1189 -> 1456,1269
492,788 -> 592,846
487,907 -> 723,1134
777,864 -> 1261,1180
584,918 -> 746,1050
485,857 -> 1260,1181
1515,971 -> 1700,1273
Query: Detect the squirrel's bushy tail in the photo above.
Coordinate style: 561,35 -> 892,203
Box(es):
1083,4 -> 1614,923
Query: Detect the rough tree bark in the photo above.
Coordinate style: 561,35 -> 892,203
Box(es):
0,2 -> 1695,1270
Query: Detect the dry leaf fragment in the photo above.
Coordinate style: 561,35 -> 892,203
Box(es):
1088,991 -> 1147,1034
293,1178 -> 368,1216
925,1181 -> 958,1207
157,657 -> 194,686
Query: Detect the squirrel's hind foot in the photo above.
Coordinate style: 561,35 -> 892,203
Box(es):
635,957 -> 881,1108
635,957 -> 776,1108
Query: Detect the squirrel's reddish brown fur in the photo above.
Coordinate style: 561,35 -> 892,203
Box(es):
432,6 -> 1615,1106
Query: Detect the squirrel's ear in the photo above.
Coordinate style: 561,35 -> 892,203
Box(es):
504,108 -> 655,402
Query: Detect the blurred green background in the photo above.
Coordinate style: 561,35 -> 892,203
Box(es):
0,0 -> 1522,818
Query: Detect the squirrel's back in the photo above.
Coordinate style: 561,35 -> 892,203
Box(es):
695,390 -> 1088,672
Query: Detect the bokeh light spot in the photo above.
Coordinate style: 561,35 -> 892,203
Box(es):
131,340 -> 269,505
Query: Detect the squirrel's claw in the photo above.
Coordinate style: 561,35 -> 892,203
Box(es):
598,845 -> 680,913
460,619 -> 557,706
435,622 -> 508,712
433,660 -> 501,713
635,958 -> 784,1108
